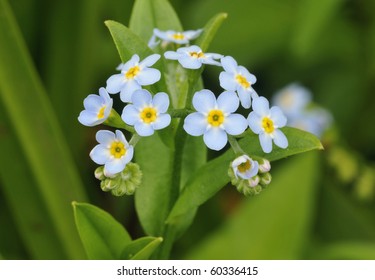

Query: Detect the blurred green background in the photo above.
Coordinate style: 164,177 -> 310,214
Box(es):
1,0 -> 375,259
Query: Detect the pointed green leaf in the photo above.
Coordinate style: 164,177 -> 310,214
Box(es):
129,0 -> 182,41
121,237 -> 163,260
186,152 -> 319,259
105,20 -> 153,62
196,13 -> 227,52
0,0 -> 87,259
72,202 -> 131,260
167,127 -> 323,222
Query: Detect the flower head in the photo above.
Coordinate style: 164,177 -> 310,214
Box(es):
164,45 -> 222,69
272,83 -> 312,117
184,89 -> 248,151
78,87 -> 113,126
219,56 -> 257,109
231,155 -> 259,179
106,54 -> 161,102
90,130 -> 134,176
122,89 -> 171,136
248,97 -> 288,153
149,28 -> 203,46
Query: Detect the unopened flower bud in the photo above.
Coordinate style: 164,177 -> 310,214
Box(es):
258,158 -> 271,173
259,172 -> 272,186
94,166 -> 106,180
248,175 -> 260,187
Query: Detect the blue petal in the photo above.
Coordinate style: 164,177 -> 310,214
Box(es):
132,89 -> 152,108
273,129 -> 288,149
140,54 -> 160,67
96,130 -> 115,145
183,112 -> 206,136
179,56 -> 201,69
164,51 -> 181,60
90,145 -> 110,165
252,96 -> 270,116
122,104 -> 140,125
219,72 -> 236,91
135,122 -> 154,136
78,111 -> 101,127
136,68 -> 161,85
247,112 -> 262,134
105,158 -> 126,175
203,127 -> 228,151
237,88 -> 252,109
217,91 -> 239,113
153,92 -> 169,113
223,114 -> 247,135
270,106 -> 287,128
115,130 -> 128,145
83,94 -> 102,111
106,74 -> 124,94
221,56 -> 238,73
192,89 -> 216,113
259,133 -> 273,153
119,80 -> 141,103
152,114 -> 171,130
238,66 -> 257,84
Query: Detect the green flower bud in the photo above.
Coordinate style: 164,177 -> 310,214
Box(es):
259,172 -> 272,186
96,162 -> 142,196
94,166 -> 106,180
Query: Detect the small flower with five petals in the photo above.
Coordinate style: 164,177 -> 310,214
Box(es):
248,97 -> 288,153
231,155 -> 259,180
90,130 -> 134,177
122,89 -> 171,136
184,90 -> 247,151
78,87 -> 113,127
164,45 -> 222,69
149,28 -> 202,47
219,56 -> 257,109
106,54 -> 161,103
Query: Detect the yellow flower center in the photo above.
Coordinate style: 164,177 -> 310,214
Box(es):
172,33 -> 185,40
238,160 -> 251,173
207,109 -> 224,127
262,117 -> 275,133
97,106 -> 106,119
125,66 -> 140,79
110,142 -> 126,159
140,107 -> 157,123
236,74 -> 250,88
189,51 -> 205,58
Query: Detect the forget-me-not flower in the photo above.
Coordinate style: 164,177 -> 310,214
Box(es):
248,97 -> 288,153
78,87 -> 113,127
122,89 -> 171,136
219,56 -> 257,109
184,90 -> 248,151
90,130 -> 134,177
106,54 -> 161,103
164,45 -> 222,69
148,28 -> 203,47
231,155 -> 259,180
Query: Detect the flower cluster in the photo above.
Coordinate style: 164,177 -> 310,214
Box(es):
78,26 -> 290,196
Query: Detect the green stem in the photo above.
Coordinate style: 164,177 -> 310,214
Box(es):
129,133 -> 141,146
228,135 -> 245,156
168,108 -> 193,118
104,109 -> 135,133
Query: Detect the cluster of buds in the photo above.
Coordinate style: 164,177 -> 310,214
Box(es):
228,155 -> 272,196
94,162 -> 142,196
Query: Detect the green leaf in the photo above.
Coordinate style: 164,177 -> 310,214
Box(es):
195,13 -> 228,52
72,202 -> 131,260
105,20 -> 154,63
186,152 -> 320,259
129,0 -> 182,41
134,133 -> 174,236
167,127 -> 322,222
121,237 -> 163,260
0,0 -> 87,259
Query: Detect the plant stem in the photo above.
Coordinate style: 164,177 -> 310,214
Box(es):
228,135 -> 245,156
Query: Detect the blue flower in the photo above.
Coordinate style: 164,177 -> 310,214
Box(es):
90,130 -> 134,177
78,87 -> 113,126
219,56 -> 257,109
106,54 -> 161,103
248,97 -> 288,153
272,83 -> 312,117
164,45 -> 222,69
231,155 -> 259,179
149,28 -> 203,47
184,90 -> 248,151
122,89 -> 171,136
